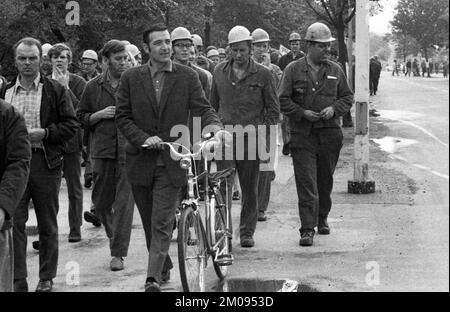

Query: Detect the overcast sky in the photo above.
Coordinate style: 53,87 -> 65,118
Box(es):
369,0 -> 399,35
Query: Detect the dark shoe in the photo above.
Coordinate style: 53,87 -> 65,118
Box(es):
110,257 -> 124,271
161,270 -> 171,284
84,211 -> 101,227
282,143 -> 290,156
318,218 -> 330,235
342,122 -> 353,128
32,240 -> 39,251
14,279 -> 28,292
258,211 -> 267,222
232,190 -> 240,201
299,230 -> 314,247
145,280 -> 161,292
35,279 -> 53,292
84,176 -> 92,188
68,232 -> 81,243
240,236 -> 255,248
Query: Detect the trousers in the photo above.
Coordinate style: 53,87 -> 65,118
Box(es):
0,229 -> 13,291
131,166 -> 180,284
92,158 -> 134,257
14,150 -> 61,280
63,152 -> 83,237
290,128 -> 343,233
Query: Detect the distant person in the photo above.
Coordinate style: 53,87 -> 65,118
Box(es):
443,61 -> 449,78
392,59 -> 399,76
421,59 -> 427,77
413,59 -> 419,76
369,55 -> 382,95
405,59 -> 412,77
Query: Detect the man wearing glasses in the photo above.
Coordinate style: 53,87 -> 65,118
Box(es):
78,50 -> 100,82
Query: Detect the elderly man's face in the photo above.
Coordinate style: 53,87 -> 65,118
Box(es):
15,43 -> 41,78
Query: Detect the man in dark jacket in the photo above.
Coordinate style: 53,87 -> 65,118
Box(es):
5,37 -> 78,292
116,23 -> 223,292
279,23 -> 353,247
369,55 -> 382,95
0,100 -> 31,292
278,32 -> 305,155
48,43 -> 87,243
78,40 -> 135,273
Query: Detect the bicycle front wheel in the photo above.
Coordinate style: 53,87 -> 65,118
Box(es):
178,205 -> 207,292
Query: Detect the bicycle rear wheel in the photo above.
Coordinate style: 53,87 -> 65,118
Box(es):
212,189 -> 232,279
178,205 -> 207,292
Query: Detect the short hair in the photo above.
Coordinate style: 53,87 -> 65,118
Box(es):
101,40 -> 127,59
48,43 -> 73,62
13,37 -> 42,58
143,23 -> 169,45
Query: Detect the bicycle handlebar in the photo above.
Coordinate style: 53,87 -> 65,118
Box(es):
141,130 -> 229,159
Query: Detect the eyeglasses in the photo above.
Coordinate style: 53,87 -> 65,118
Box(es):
81,62 -> 95,67
174,43 -> 193,49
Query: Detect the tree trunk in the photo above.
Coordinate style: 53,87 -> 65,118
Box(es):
204,4 -> 212,47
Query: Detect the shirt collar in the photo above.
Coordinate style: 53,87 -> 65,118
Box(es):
148,60 -> 173,78
16,72 -> 41,91
222,58 -> 258,75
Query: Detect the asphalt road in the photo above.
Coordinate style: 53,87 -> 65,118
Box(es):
23,71 -> 449,292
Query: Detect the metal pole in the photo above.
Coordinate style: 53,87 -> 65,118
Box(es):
348,0 -> 375,194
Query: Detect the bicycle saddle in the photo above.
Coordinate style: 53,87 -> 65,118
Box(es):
208,168 -> 235,184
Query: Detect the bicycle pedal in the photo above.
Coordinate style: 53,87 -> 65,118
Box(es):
216,254 -> 234,266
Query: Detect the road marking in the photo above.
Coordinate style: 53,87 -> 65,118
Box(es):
392,76 -> 449,94
378,110 -> 449,148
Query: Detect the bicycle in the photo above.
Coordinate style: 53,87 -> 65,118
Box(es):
145,131 -> 234,292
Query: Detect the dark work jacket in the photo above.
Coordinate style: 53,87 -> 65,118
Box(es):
210,58 -> 280,127
77,72 -> 126,162
278,58 -> 354,137
0,100 -> 31,231
49,73 -> 87,153
278,51 -> 305,71
116,62 -> 222,187
5,76 -> 79,169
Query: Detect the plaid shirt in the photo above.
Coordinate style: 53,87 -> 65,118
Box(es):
5,73 -> 43,148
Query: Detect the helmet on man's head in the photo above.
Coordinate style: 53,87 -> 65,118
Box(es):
252,28 -> 270,44
171,27 -> 192,43
191,34 -> 203,47
228,26 -> 253,45
81,49 -> 98,61
288,32 -> 302,42
305,23 -> 335,43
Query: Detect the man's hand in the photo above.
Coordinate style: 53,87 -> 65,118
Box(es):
319,106 -> 335,120
261,52 -> 271,67
143,136 -> 163,149
92,106 -> 116,120
29,128 -> 46,143
0,208 -> 5,229
53,67 -> 70,89
303,110 -> 321,122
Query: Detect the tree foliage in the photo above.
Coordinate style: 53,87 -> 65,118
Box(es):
391,0 -> 449,59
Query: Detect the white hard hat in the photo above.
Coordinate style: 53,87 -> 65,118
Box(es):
42,43 -> 53,57
305,23 -> 335,43
207,49 -> 219,58
171,27 -> 193,42
81,49 -> 98,61
191,34 -> 203,47
126,44 -> 141,58
217,48 -> 226,55
252,28 -> 270,44
228,26 -> 253,45
288,32 -> 302,42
